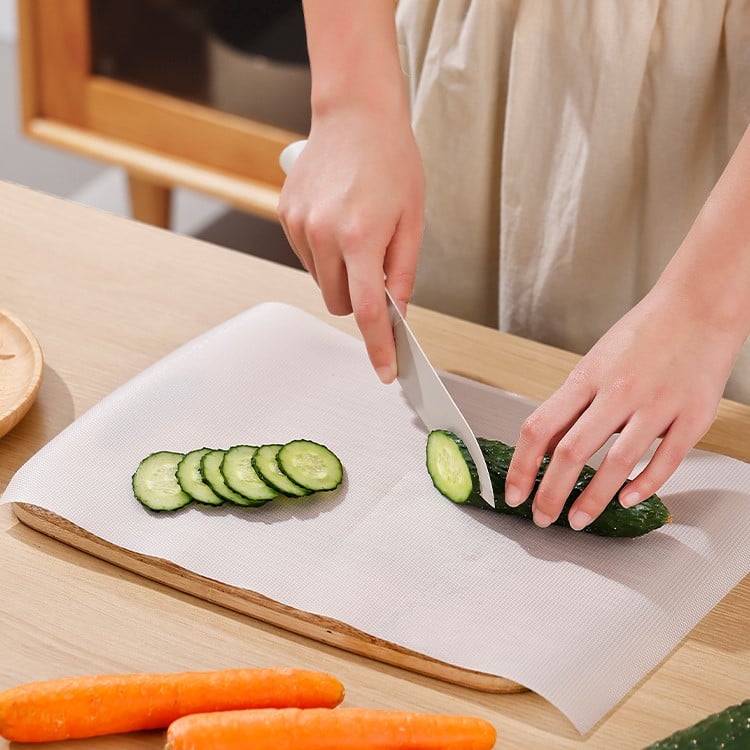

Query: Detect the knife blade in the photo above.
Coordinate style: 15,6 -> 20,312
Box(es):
385,291 -> 494,506
279,139 -> 494,506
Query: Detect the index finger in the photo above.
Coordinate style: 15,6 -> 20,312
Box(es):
505,380 -> 593,507
346,258 -> 396,384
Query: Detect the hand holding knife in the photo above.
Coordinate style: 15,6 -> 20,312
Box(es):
279,140 -> 494,506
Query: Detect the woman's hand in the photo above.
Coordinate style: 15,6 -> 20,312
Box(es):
278,108 -> 424,384
279,0 -> 424,384
505,123 -> 750,530
504,284 -> 740,530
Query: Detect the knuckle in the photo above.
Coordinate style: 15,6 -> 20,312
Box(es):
605,374 -> 638,401
279,206 -> 302,236
352,295 -> 382,328
553,436 -> 587,466
305,211 -> 336,246
518,415 -> 549,448
565,364 -> 593,389
338,221 -> 369,251
605,442 -> 637,470
655,446 -> 683,475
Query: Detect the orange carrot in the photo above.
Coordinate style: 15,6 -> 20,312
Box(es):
165,707 -> 497,750
0,668 -> 344,743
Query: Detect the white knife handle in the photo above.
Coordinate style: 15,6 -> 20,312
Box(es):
279,139 -> 308,176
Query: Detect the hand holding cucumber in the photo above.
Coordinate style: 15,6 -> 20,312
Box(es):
505,129 -> 750,532
504,284 -> 741,532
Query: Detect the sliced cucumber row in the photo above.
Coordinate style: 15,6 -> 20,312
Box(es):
132,440 -> 343,512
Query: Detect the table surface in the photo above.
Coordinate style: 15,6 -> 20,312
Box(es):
1,180 -> 748,749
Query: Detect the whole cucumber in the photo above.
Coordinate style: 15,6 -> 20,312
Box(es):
427,431 -> 671,538
643,699 -> 750,749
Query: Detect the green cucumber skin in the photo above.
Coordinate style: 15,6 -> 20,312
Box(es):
643,699 -> 750,749
251,444 -> 312,497
435,433 -> 671,538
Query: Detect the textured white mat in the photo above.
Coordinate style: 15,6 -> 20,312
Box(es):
4,302 -> 749,733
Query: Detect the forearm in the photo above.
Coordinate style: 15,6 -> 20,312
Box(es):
301,0 -> 408,118
657,124 -> 750,348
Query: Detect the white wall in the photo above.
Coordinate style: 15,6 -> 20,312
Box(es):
0,1 -> 17,43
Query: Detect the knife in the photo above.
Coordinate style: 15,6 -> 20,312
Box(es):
280,140 -> 495,506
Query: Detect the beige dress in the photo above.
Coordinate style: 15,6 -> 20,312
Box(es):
395,0 -> 750,403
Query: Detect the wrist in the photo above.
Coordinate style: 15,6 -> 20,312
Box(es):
310,64 -> 409,125
655,124 -> 750,348
302,0 -> 408,121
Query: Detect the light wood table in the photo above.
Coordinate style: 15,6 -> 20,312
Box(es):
1,181 -> 748,749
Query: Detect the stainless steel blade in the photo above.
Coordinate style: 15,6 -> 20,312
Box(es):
386,291 -> 495,506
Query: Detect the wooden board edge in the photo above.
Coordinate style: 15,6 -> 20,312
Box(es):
12,502 -> 526,695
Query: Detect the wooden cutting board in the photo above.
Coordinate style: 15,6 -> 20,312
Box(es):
13,501 -> 525,694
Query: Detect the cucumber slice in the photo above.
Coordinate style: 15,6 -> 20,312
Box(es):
132,451 -> 192,512
200,449 -> 268,507
276,440 -> 343,492
251,444 -> 311,497
176,448 -> 224,506
221,445 -> 279,503
426,429 -> 479,504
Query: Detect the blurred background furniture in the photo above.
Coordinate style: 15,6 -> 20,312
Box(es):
17,0 -> 311,229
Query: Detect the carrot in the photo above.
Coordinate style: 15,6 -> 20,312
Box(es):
0,668 -> 344,743
165,707 -> 497,750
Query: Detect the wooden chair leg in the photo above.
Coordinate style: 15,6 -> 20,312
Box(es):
127,174 -> 172,228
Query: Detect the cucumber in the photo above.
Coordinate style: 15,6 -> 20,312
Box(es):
643,699 -> 750,749
176,448 -> 224,506
220,445 -> 279,503
132,451 -> 192,512
132,440 -> 344,511
425,430 -> 479,503
426,430 -> 671,538
200,449 -> 270,507
276,440 -> 343,492
252,443 -> 312,497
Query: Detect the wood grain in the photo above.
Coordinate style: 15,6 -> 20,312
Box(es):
0,309 -> 43,439
1,181 -> 748,750
18,2 -> 297,221
26,119 -> 283,221
87,77 -> 296,186
127,174 -> 172,228
12,503 -> 524,694
28,0 -> 90,125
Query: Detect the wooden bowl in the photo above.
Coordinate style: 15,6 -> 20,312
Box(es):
0,309 -> 43,439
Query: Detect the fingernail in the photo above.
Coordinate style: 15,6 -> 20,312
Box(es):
568,510 -> 592,531
376,365 -> 395,384
533,510 -> 554,528
505,484 -> 525,507
620,490 -> 641,508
